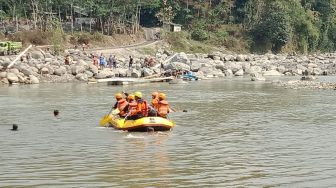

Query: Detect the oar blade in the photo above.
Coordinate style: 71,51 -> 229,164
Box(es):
99,114 -> 113,126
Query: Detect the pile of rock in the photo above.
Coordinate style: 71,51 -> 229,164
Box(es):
1,48 -> 336,86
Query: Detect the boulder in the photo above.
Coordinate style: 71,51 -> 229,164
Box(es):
9,68 -> 20,74
71,65 -> 85,75
190,60 -> 202,71
85,71 -> 93,78
224,69 -> 233,77
171,52 -> 189,64
17,74 -> 26,83
29,75 -> 39,84
1,78 -> 9,84
7,72 -> 19,83
31,50 -> 44,59
0,72 -> 7,78
250,73 -> 266,81
54,67 -> 67,76
118,69 -> 128,77
234,69 -> 244,76
95,72 -> 108,79
88,64 -> 99,74
126,69 -> 141,78
20,67 -> 34,76
263,70 -> 283,76
76,73 -> 89,81
165,61 -> 190,71
41,67 -> 50,74
142,68 -> 154,77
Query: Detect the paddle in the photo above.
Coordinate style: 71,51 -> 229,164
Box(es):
99,107 -> 120,126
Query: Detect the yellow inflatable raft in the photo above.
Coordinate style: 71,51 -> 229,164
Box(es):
107,116 -> 175,132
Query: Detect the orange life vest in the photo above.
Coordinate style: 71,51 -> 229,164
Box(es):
157,100 -> 169,118
117,99 -> 128,117
128,101 -> 138,116
136,99 -> 148,117
151,98 -> 159,110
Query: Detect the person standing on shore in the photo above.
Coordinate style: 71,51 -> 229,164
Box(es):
113,55 -> 117,69
128,56 -> 133,69
108,55 -> 113,69
99,53 -> 106,70
93,54 -> 99,67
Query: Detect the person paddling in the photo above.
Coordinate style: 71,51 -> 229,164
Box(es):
131,91 -> 148,120
148,91 -> 159,116
113,93 -> 128,118
157,93 -> 171,118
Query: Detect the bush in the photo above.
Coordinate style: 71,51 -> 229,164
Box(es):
191,28 -> 208,41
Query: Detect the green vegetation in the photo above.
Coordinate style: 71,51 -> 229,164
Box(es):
1,0 -> 336,54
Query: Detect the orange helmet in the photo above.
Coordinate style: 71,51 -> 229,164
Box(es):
115,93 -> 123,100
152,91 -> 159,98
127,94 -> 135,101
159,93 -> 166,100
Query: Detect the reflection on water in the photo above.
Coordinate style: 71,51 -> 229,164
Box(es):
1,78 -> 336,187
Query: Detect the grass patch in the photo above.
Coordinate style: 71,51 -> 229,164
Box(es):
164,31 -> 213,53
138,47 -> 156,55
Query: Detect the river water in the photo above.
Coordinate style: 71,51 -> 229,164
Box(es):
1,78 -> 335,187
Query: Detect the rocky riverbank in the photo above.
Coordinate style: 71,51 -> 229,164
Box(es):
1,48 -> 336,89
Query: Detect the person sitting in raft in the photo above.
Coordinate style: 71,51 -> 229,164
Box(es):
128,91 -> 148,120
148,91 -> 159,116
126,94 -> 138,120
113,93 -> 128,118
157,93 -> 170,118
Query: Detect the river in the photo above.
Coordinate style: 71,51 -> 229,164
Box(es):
1,78 -> 336,187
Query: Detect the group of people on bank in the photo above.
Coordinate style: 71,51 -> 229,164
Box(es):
113,91 -> 172,120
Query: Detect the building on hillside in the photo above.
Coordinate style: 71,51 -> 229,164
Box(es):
162,22 -> 182,32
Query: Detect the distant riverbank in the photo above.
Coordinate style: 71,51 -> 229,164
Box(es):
1,47 -> 336,89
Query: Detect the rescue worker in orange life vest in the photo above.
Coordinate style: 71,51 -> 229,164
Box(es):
157,93 -> 170,118
148,91 -> 159,116
130,91 -> 149,120
125,94 -> 138,120
113,93 -> 128,118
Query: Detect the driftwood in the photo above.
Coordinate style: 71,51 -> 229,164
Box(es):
7,45 -> 33,69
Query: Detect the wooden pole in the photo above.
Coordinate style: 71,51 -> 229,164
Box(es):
7,45 -> 33,69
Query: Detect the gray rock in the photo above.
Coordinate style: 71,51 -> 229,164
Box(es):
9,68 -> 20,74
165,61 -> 190,71
88,65 -> 99,74
41,67 -> 50,74
118,69 -> 128,77
54,67 -> 67,76
71,65 -> 85,75
276,65 -> 286,73
126,69 -> 141,78
234,69 -> 244,76
29,75 -> 39,84
142,68 -> 154,77
17,74 -> 26,83
7,72 -> 19,83
1,78 -> 9,84
263,70 -> 283,76
76,73 -> 89,81
31,50 -> 44,59
190,60 -> 202,71
95,72 -> 108,79
224,69 -> 233,77
312,68 -> 322,75
250,73 -> 266,81
0,72 -> 7,78
85,71 -> 93,78
20,67 -> 34,76
171,52 -> 189,64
